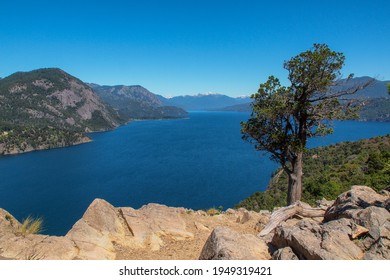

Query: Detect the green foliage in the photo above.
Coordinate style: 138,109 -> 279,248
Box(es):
206,206 -> 224,216
236,134 -> 390,211
20,216 -> 43,236
0,124 -> 88,154
241,43 -> 371,204
0,68 -> 120,154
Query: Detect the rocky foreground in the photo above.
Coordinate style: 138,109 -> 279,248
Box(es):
0,186 -> 389,260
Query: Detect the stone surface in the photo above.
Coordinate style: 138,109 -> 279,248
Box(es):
324,185 -> 387,222
199,226 -> 270,260
272,247 -> 298,260
272,218 -> 364,260
269,186 -> 389,260
65,198 -> 133,259
119,203 -> 194,251
1,185 -> 389,260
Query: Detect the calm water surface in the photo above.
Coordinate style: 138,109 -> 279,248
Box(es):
0,112 -> 389,235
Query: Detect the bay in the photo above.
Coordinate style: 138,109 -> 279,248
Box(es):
0,112 -> 389,235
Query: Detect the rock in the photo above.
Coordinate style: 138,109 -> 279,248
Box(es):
194,222 -> 210,232
225,208 -> 236,215
351,224 -> 369,239
118,203 -> 194,251
352,206 -> 390,259
0,209 -> 21,235
324,186 -> 387,222
0,209 -> 79,260
199,226 -> 270,260
322,187 -> 390,259
268,186 -> 389,260
272,218 -> 364,260
66,198 -> 133,259
320,219 -> 364,260
236,211 -> 251,224
316,198 -> 334,209
272,247 -> 298,260
353,206 -> 389,241
0,233 -> 78,260
1,185 -> 388,260
65,219 -> 117,259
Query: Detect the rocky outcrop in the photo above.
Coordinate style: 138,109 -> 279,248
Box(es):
199,226 -> 270,260
269,186 -> 390,260
0,209 -> 78,260
0,200 -> 206,260
0,185 -> 388,260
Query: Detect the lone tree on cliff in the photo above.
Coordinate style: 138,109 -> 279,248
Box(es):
241,43 -> 372,205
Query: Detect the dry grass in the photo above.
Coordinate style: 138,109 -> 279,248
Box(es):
20,216 -> 43,236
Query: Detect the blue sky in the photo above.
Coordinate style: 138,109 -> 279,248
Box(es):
1,0 -> 389,97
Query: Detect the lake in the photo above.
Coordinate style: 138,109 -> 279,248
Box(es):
0,112 -> 389,235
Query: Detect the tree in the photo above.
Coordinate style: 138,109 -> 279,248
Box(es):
241,43 -> 372,205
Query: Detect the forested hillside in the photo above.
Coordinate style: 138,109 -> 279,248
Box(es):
236,135 -> 390,211
0,68 -> 120,154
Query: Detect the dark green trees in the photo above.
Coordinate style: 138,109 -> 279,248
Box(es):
241,44 -> 371,205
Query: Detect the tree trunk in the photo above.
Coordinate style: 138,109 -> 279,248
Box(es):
258,201 -> 325,237
287,152 -> 303,205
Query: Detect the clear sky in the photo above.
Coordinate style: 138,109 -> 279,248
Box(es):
1,0 -> 389,97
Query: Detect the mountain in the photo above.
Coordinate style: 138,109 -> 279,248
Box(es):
0,68 -> 121,154
159,93 -> 251,111
214,77 -> 390,121
345,76 -> 389,99
90,84 -> 187,120
216,102 -> 252,112
359,97 -> 390,122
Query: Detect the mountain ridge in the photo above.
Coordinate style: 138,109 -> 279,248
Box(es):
158,93 -> 251,111
0,68 -> 121,154
212,77 -> 390,121
89,84 -> 187,120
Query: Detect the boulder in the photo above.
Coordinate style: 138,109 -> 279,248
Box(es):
0,209 -> 78,260
272,218 -> 363,260
65,198 -> 139,259
119,203 -> 194,251
0,209 -> 21,236
199,226 -> 270,260
269,186 -> 389,260
272,247 -> 298,260
324,185 -> 387,222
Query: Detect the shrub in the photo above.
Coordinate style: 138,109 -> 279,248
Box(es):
20,216 -> 43,236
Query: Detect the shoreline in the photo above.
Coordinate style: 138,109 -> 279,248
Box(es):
0,115 -> 189,156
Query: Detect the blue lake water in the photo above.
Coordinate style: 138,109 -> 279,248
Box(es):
0,112 -> 389,236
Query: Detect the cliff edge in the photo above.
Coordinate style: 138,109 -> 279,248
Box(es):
0,186 -> 388,260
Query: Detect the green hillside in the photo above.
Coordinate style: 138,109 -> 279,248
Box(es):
0,68 -> 120,154
236,135 -> 390,211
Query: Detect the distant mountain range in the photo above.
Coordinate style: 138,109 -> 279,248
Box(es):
158,93 -> 251,111
215,77 -> 390,121
0,70 -> 388,155
89,84 -> 187,120
0,68 -> 187,154
344,76 -> 389,99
